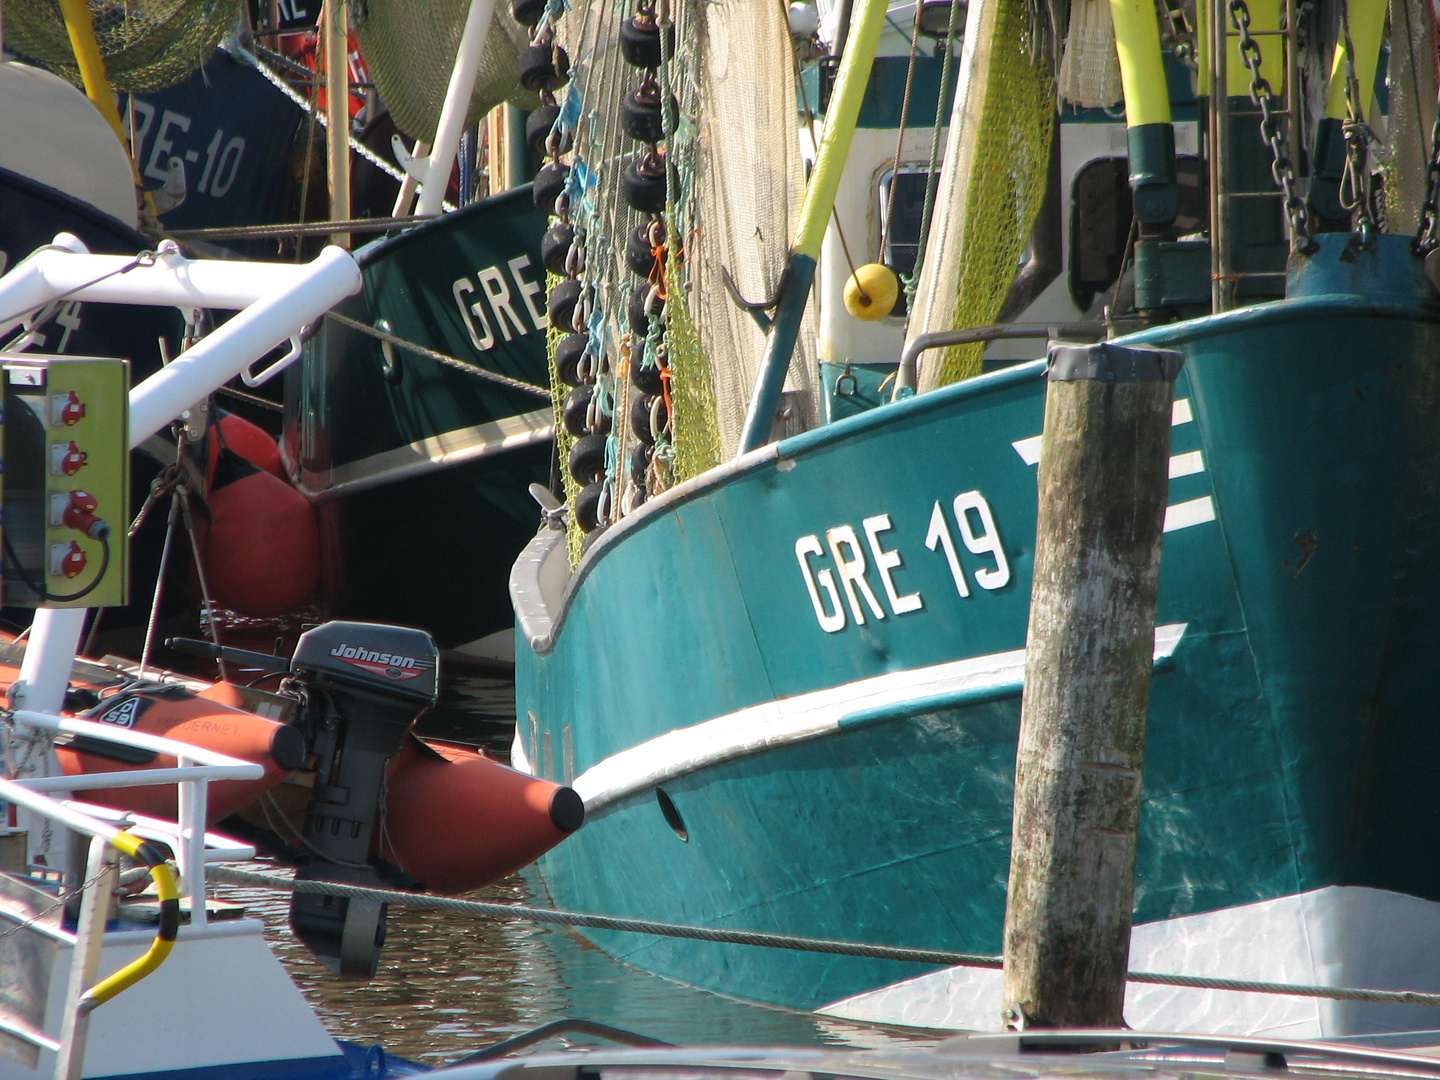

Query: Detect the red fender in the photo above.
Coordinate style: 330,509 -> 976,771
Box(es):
203,458 -> 320,617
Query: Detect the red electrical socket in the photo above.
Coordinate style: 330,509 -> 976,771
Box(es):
51,541 -> 86,579
50,490 -> 110,540
51,391 -> 84,426
51,441 -> 87,476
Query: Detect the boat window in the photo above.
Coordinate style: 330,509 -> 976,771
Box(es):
878,168 -> 942,314
1068,154 -> 1206,312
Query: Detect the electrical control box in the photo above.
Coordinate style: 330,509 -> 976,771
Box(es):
1,356 -> 129,609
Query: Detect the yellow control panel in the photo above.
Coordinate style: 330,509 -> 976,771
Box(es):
2,356 -> 129,609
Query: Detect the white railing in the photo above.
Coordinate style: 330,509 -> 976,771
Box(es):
9,709 -> 262,928
0,708 -> 267,1080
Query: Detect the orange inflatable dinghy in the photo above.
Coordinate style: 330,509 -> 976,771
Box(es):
55,686 -> 305,821
380,736 -> 584,893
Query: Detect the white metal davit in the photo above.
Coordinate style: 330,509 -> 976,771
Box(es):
0,234 -> 361,716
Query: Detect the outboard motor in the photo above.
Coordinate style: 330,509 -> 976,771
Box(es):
169,619 -> 582,980
169,620 -> 439,978
284,621 -> 439,978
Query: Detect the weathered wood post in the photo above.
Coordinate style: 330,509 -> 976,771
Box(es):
1001,340 -> 1184,1029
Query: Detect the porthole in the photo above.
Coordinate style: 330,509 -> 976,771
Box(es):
656,788 -> 688,842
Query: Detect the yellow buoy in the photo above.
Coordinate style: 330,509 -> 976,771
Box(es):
843,263 -> 899,321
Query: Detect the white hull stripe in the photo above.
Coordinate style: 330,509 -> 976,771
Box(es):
554,624 -> 1187,815
1012,399 -> 1214,533
1164,495 -> 1216,532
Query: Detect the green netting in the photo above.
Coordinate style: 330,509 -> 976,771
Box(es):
937,0 -> 1053,384
4,0 -> 240,91
356,0 -> 538,145
546,275 -> 585,569
663,266 -> 722,486
913,0 -> 1055,388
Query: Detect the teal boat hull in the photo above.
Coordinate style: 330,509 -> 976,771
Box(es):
512,237 -> 1440,1034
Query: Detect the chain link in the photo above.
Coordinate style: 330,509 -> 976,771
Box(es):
1413,117 -> 1440,252
1227,0 -> 1315,251
0,865 -> 115,946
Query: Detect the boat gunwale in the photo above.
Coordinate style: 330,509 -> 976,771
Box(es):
351,183 -> 536,268
512,292 -> 1440,658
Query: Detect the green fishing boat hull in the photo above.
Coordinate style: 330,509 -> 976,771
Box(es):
513,236 -> 1440,1032
290,187 -> 553,653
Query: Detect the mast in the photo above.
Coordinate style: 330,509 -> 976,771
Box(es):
735,0 -> 887,454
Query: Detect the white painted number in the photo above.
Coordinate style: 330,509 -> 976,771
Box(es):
952,491 -> 1010,590
796,490 -> 1009,633
925,501 -> 970,598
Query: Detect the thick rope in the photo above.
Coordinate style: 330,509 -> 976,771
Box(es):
323,310 -> 553,399
169,217 -> 429,242
226,41 -> 457,212
210,866 -> 1440,1007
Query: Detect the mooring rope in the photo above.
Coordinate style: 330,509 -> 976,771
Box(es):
210,866 -> 1440,1007
168,217 -> 430,242
322,311 -> 553,399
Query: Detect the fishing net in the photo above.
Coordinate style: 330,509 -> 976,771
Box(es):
3,0 -> 240,91
549,0 -> 806,560
681,0 -> 817,455
357,0 -> 539,145
1056,0 -> 1122,108
907,0 -> 1055,389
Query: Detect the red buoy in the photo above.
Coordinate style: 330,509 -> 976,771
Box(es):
207,410 -> 285,484
203,449 -> 320,617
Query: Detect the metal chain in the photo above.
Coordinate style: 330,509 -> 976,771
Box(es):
1227,0 -> 1314,250
0,865 -> 115,946
1413,115 -> 1440,252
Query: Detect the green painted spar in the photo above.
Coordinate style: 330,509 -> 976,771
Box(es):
513,233 -> 1440,1012
289,187 -> 553,651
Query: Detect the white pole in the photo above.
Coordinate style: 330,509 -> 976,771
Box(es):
55,835 -> 116,1080
127,245 -> 361,444
0,243 -> 338,340
8,609 -> 86,872
392,140 -> 430,217
176,769 -> 208,928
415,0 -> 496,216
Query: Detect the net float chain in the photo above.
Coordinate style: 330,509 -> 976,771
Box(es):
518,40 -> 570,94
562,383 -> 612,439
533,161 -> 570,216
627,220 -> 666,277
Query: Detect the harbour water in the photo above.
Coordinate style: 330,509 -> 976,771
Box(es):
217,872 -> 945,1067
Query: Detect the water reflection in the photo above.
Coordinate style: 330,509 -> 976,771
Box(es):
216,871 -> 943,1067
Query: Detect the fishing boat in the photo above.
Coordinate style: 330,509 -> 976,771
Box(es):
508,0 -> 1440,1040
288,188 -> 554,660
